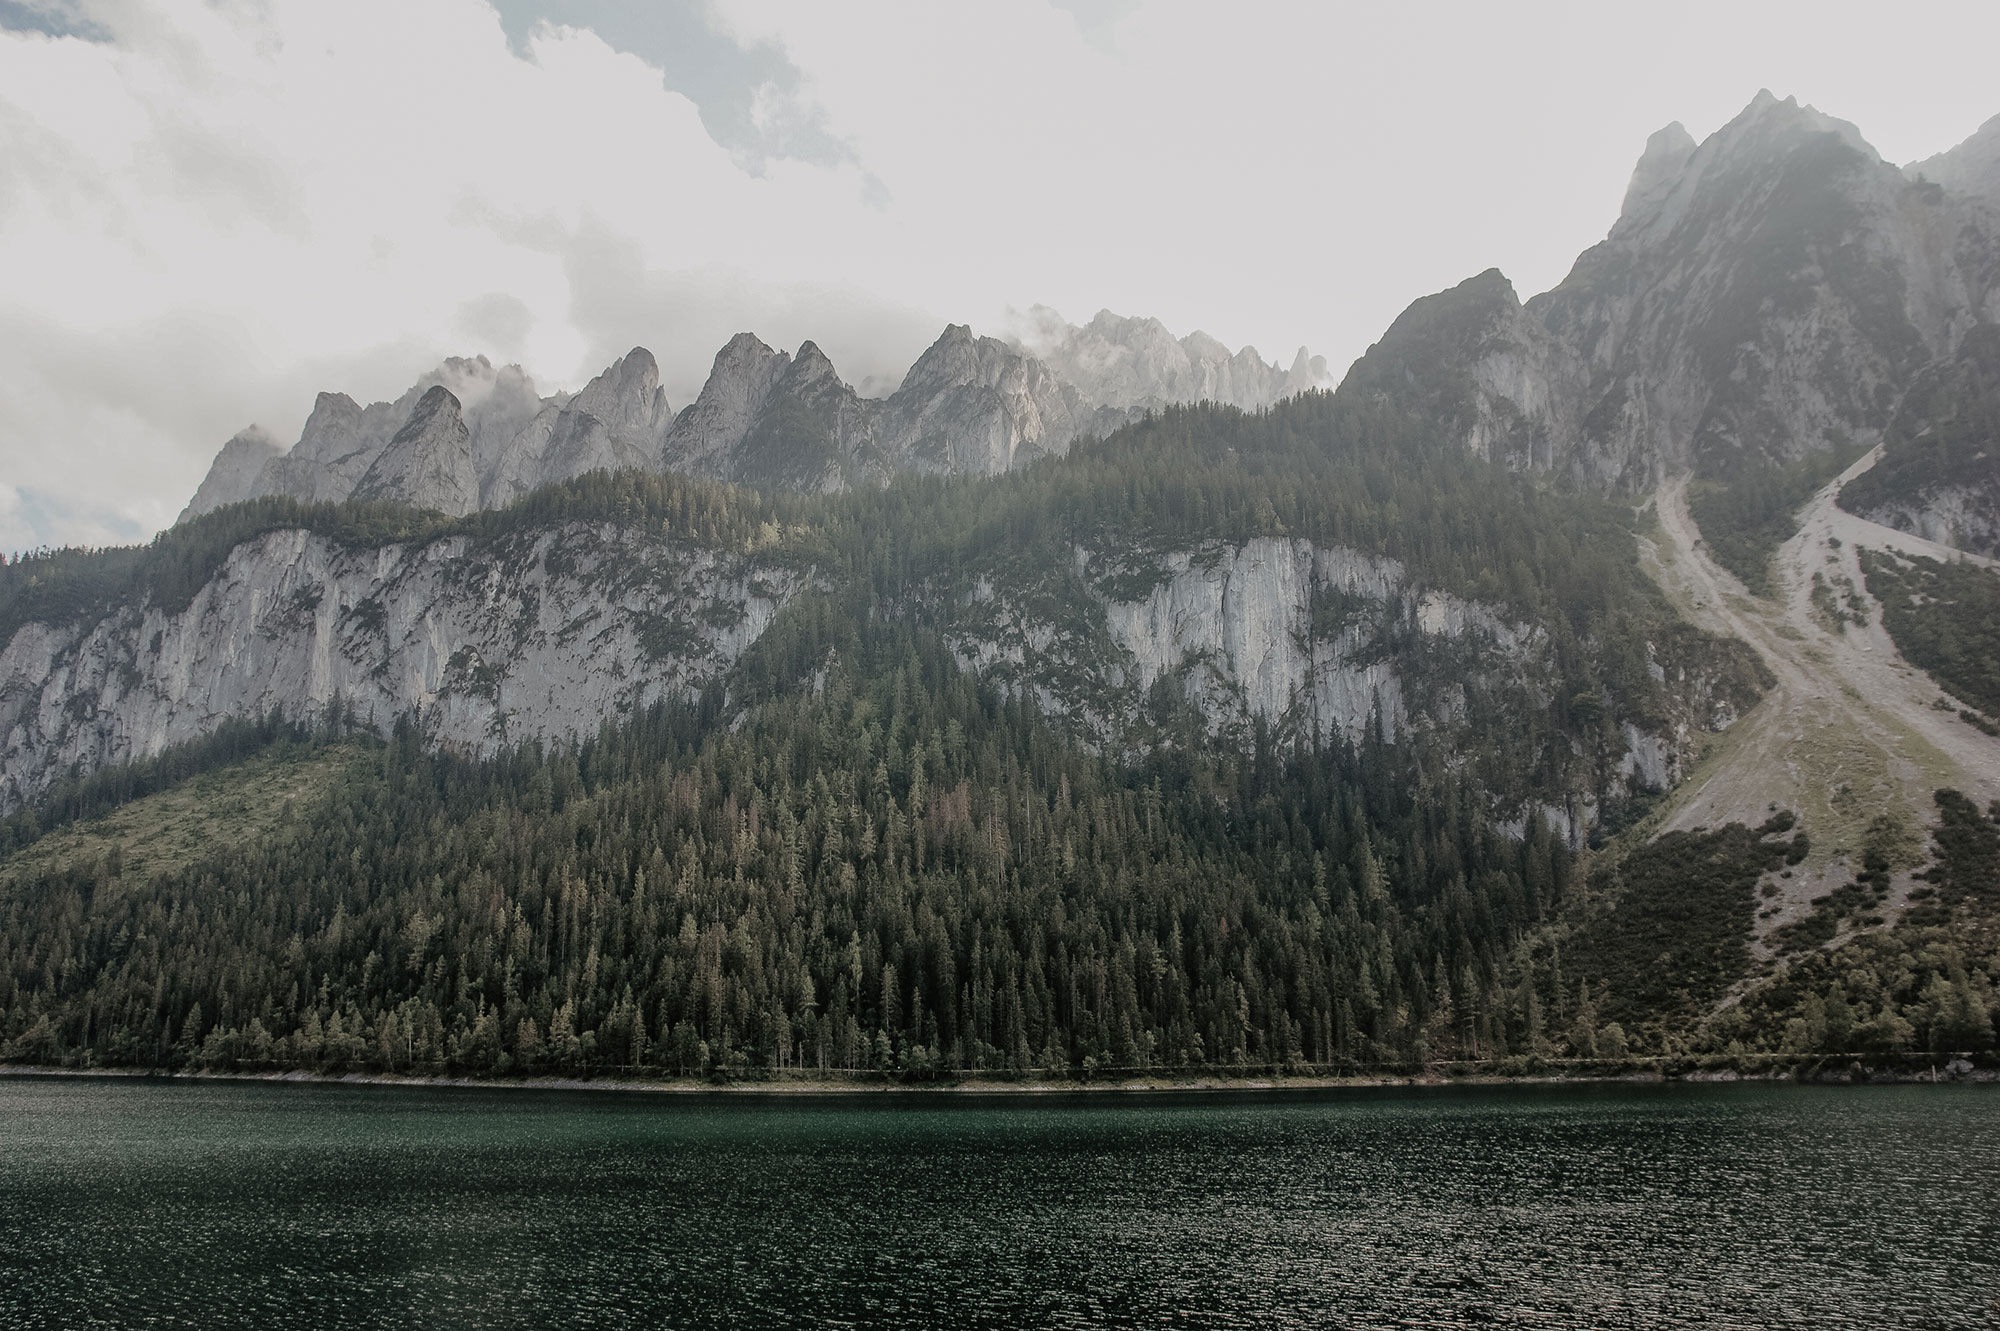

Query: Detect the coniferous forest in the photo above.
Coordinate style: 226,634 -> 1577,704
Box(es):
0,623 -> 1583,1081
0,391 -> 1994,1083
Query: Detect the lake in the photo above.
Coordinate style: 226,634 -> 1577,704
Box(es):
0,1076 -> 1993,1328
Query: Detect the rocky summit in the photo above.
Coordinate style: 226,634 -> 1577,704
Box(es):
1344,91 -> 2000,496
182,317 -> 1323,518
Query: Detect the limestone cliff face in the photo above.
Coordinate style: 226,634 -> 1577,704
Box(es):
1095,541 -> 1415,743
0,510 -> 1745,833
0,524 -> 804,810
1346,91 -> 2000,491
943,536 -> 1739,840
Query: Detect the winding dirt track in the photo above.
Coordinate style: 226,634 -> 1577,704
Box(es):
1639,447 -> 2000,943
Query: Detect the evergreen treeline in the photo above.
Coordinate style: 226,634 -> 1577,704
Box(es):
1859,550 -> 2000,720
1686,443 -> 1865,595
0,623 -> 1584,1079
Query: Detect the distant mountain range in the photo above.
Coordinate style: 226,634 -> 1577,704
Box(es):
180,314 -> 1330,521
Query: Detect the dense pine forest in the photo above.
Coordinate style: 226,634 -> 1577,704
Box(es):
3,662 -> 1992,1080
0,616 -> 1587,1078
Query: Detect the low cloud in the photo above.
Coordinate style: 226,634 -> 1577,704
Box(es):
556,219 -> 941,402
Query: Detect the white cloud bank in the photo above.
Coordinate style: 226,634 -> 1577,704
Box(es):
2,0 -> 1998,550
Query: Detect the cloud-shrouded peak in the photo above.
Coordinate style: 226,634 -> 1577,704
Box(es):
1009,306 -> 1328,413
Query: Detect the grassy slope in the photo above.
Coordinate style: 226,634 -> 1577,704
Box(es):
0,745 -> 368,890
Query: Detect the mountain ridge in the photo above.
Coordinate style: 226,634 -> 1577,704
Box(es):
7,90 -> 2000,1078
181,314 -> 1328,521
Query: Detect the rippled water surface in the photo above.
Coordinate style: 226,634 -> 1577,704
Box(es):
1,1077 -> 1995,1328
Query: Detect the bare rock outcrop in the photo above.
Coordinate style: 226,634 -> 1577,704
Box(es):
176,426 -> 284,524
350,386 -> 479,516
1344,91 -> 2000,490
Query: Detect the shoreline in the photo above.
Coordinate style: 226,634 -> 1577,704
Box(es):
2,1055 -> 1990,1098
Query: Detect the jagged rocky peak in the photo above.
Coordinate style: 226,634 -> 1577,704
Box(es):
657,325 -> 1108,489
1908,111 -> 2000,206
489,347 -> 675,507
661,333 -> 796,472
443,356 -> 547,475
179,347 -> 690,523
658,334 -> 888,493
879,324 -> 1090,476
350,385 -> 479,516
1346,89 -> 2000,491
787,339 -> 841,390
571,347 -> 671,440
1011,305 -> 1328,412
177,426 -> 285,523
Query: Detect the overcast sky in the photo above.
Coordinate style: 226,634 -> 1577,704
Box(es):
3,0 -> 1998,552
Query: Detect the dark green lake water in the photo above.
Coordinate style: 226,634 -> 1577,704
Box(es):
0,1077 -> 1994,1328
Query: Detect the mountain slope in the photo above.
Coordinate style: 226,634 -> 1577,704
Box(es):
0,390 -> 1759,830
8,90 -> 2000,1077
1836,323 -> 2000,557
1640,452 -> 2000,952
1346,92 -> 2000,494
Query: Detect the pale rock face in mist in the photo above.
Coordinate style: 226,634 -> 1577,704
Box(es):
351,386 -> 479,517
878,324 -> 1094,475
1617,122 -> 1697,224
179,305 -> 1328,518
176,426 -> 284,524
1907,112 -> 2000,207
1012,307 -> 1329,414
658,324 -> 1118,489
182,351 -> 673,520
487,348 -> 670,508
660,333 -> 798,477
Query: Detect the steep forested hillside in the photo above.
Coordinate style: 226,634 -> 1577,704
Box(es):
0,388 -> 1762,819
0,625 -> 1578,1078
0,382 -> 1779,1079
